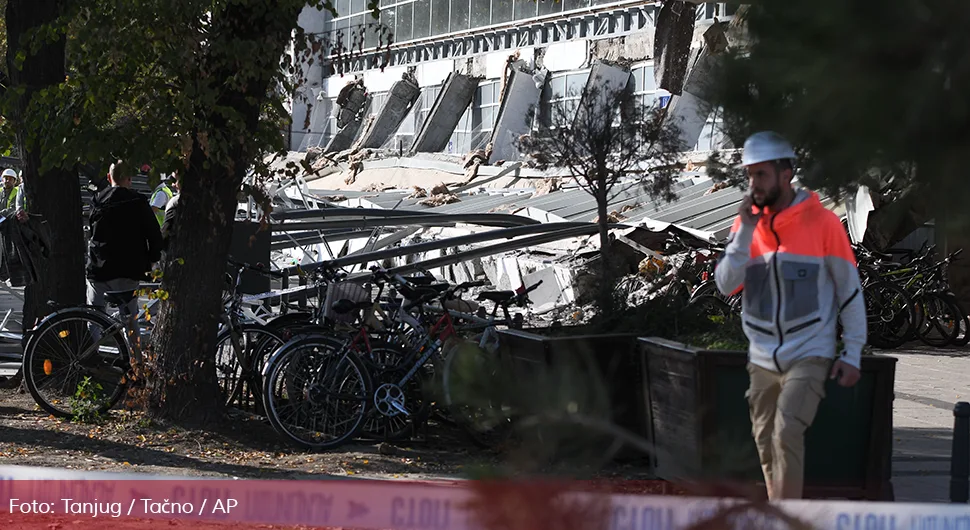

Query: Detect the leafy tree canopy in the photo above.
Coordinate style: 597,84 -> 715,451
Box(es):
709,0 -> 970,225
0,0 -> 389,188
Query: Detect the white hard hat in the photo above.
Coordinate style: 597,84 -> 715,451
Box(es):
740,131 -> 797,167
1,169 -> 17,179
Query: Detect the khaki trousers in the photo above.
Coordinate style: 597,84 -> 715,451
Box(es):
745,356 -> 829,500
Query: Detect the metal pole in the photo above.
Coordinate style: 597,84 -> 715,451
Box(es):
951,401 -> 970,503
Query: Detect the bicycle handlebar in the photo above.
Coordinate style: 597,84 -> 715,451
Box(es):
227,258 -> 284,279
514,280 -> 543,306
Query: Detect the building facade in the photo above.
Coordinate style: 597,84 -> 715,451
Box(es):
289,1 -> 735,155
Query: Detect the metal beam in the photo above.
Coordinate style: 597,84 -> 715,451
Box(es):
271,207 -> 427,221
326,222 -> 595,269
381,225 -> 604,277
271,213 -> 541,232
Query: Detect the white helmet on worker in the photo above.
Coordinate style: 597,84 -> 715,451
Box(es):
740,131 -> 797,168
1,169 -> 17,180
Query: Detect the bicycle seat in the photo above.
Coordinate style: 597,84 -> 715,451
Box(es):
398,283 -> 449,300
105,290 -> 137,307
331,298 -> 372,315
477,290 -> 516,304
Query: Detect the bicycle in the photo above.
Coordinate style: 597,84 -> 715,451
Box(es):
22,285 -> 152,418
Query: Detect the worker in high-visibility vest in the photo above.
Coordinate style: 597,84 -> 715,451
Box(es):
0,169 -> 25,221
149,171 -> 178,227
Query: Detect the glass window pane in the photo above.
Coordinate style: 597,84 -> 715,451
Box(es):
335,0 -> 351,16
550,75 -> 566,97
471,0 -> 491,28
563,0 -> 587,11
413,0 -> 431,39
379,8 -> 396,44
396,3 -> 413,42
632,67 -> 644,92
515,0 -> 536,20
537,0 -> 560,16
350,15 -> 365,48
451,0 -> 470,32
351,0 -> 366,15
566,72 -> 588,94
364,23 -> 377,48
492,0 -> 513,24
431,1 -> 449,35
641,65 -> 657,93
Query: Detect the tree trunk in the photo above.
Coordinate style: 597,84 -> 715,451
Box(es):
145,157 -> 238,424
6,0 -> 86,333
595,184 -> 613,314
146,0 -> 303,425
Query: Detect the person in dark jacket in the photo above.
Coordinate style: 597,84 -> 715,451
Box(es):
87,160 -> 163,361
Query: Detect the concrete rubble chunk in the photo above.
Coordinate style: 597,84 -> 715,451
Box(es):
532,178 -> 562,198
417,193 -> 461,207
409,72 -> 481,155
406,186 -> 428,199
325,80 -> 370,154
359,73 -> 421,150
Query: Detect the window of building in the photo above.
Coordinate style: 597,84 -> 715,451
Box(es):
538,69 -> 590,128
431,1 -> 450,36
412,0 -> 431,40
470,1 -> 490,28
451,0 -> 470,33
515,0 -> 537,20
395,3 -> 413,42
538,0 -> 562,17
492,0 -> 514,25
630,62 -> 666,109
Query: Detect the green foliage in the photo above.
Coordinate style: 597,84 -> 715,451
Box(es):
70,376 -> 106,424
0,0 -> 391,200
708,0 -> 970,226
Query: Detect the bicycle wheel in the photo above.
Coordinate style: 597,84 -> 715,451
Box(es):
23,309 -> 130,418
214,324 -> 284,414
915,292 -> 961,348
863,282 -> 916,349
262,336 -> 372,450
686,294 -> 734,320
440,341 -> 515,449
942,292 -> 970,347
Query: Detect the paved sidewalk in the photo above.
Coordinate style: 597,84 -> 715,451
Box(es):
885,346 -> 970,502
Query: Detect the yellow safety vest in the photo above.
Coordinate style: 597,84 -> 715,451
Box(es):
151,184 -> 173,226
5,186 -> 17,210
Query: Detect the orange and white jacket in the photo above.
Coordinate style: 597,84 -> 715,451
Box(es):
715,189 -> 867,373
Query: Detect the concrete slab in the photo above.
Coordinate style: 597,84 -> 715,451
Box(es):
409,72 -> 480,155
489,67 -> 543,163
359,76 -> 421,150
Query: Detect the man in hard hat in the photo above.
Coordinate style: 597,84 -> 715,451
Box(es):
0,169 -> 25,221
149,170 -> 177,227
715,131 -> 867,500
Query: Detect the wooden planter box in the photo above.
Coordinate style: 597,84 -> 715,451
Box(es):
497,328 -> 650,463
640,337 -> 896,500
